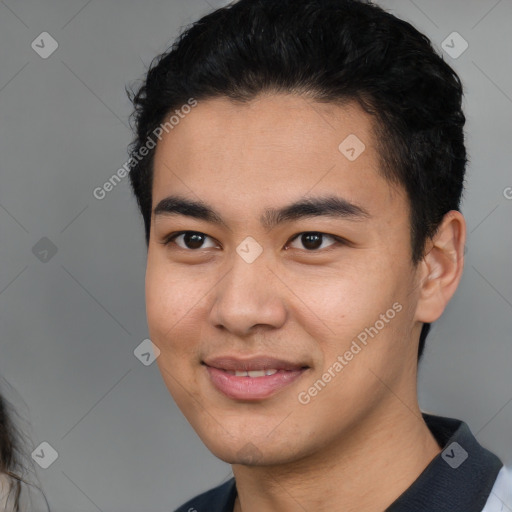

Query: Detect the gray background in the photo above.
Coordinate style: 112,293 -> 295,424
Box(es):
0,0 -> 510,510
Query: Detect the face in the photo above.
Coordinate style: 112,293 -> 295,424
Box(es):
145,94 -> 424,466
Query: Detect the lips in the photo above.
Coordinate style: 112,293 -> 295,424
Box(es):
202,355 -> 309,372
202,355 -> 310,400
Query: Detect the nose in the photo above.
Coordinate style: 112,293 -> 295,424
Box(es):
208,250 -> 287,337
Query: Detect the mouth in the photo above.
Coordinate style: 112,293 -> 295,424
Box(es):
202,355 -> 310,400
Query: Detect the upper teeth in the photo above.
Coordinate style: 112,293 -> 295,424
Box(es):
228,369 -> 279,377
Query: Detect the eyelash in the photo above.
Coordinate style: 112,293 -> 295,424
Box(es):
160,230 -> 347,252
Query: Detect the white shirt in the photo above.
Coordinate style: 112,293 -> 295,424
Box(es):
482,465 -> 512,511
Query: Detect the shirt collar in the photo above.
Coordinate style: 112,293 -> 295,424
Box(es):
386,413 -> 503,512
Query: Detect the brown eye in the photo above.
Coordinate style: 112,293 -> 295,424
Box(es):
163,231 -> 218,250
288,232 -> 339,251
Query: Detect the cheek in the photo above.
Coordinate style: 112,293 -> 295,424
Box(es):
145,261 -> 206,406
290,260 -> 395,330
293,259 -> 414,369
144,260 -> 203,362
146,254 -> 198,325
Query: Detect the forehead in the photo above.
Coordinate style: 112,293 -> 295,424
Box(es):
154,94 -> 373,164
151,94 -> 403,218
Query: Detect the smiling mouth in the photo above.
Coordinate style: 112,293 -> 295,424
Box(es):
202,360 -> 310,400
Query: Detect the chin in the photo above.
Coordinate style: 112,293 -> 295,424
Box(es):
199,430 -> 301,467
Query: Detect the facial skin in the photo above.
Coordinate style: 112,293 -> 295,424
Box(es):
145,94 -> 465,511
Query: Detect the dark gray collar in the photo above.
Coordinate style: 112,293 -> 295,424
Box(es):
386,413 -> 503,511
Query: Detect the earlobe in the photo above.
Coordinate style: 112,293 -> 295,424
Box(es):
415,210 -> 466,324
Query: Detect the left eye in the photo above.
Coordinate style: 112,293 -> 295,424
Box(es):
286,232 -> 340,251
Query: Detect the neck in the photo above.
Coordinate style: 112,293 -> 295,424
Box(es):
232,402 -> 441,512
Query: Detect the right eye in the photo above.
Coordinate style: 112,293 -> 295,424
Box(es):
161,231 -> 220,250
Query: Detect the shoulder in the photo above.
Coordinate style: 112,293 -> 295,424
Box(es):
481,465 -> 512,511
173,477 -> 237,512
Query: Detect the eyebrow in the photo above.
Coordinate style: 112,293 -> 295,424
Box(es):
153,194 -> 370,231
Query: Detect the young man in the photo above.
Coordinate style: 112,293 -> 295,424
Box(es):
126,0 -> 511,510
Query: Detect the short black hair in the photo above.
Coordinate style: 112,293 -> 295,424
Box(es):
126,0 -> 467,361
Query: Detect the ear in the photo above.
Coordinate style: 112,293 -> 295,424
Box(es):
415,210 -> 466,324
